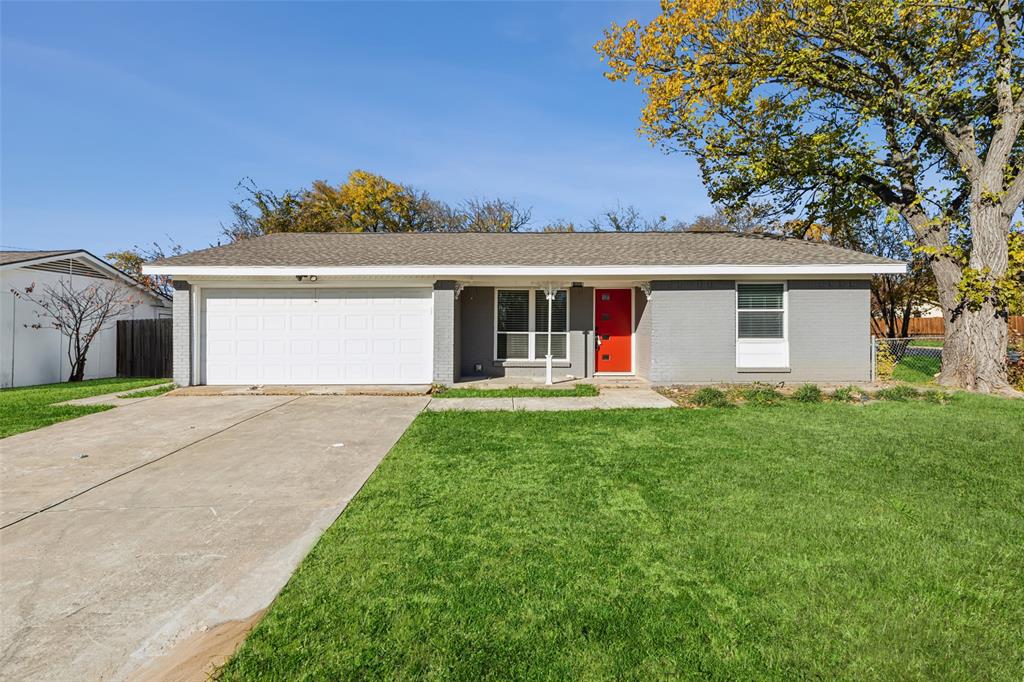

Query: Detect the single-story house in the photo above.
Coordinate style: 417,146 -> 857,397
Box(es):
143,232 -> 904,387
1,250 -> 171,388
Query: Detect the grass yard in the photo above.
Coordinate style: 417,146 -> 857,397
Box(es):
435,383 -> 599,398
0,377 -> 169,438
893,354 -> 942,383
222,395 -> 1024,680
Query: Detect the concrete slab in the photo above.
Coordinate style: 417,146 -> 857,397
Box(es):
424,388 -> 675,412
172,384 -> 431,397
0,395 -> 428,680
56,383 -> 175,407
593,388 -> 677,409
424,397 -> 515,411
0,395 -> 292,525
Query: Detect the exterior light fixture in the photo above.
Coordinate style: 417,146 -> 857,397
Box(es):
309,275 -> 318,282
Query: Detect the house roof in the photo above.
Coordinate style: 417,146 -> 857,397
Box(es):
1,249 -> 170,302
148,232 -> 902,273
0,250 -> 79,266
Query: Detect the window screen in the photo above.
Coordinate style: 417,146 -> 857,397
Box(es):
496,288 -> 569,360
497,290 -> 529,332
737,283 -> 784,339
533,290 -> 567,332
497,333 -> 530,360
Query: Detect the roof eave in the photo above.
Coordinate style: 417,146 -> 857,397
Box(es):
4,250 -> 171,302
143,263 -> 906,277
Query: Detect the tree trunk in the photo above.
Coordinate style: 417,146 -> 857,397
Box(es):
899,300 -> 912,338
69,357 -> 86,382
933,204 -> 1016,395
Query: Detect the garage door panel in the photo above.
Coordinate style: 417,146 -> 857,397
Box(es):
202,288 -> 432,385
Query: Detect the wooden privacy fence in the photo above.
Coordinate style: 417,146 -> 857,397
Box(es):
117,318 -> 172,378
871,316 -> 1024,337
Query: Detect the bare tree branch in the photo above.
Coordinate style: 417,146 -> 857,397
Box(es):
11,280 -> 142,382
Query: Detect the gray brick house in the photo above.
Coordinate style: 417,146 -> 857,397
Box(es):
144,232 -> 903,386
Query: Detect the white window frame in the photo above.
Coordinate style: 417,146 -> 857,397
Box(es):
493,287 -> 570,362
735,281 -> 789,369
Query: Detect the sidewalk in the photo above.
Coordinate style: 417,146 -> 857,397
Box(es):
56,382 -> 175,407
425,387 -> 675,412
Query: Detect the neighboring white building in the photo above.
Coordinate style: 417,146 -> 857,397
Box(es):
1,250 -> 170,388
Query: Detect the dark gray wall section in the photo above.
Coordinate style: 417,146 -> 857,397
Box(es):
569,287 -> 594,331
458,285 -> 594,379
458,286 -> 494,377
647,279 -> 871,383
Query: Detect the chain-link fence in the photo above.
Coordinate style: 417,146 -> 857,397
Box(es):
871,336 -> 944,382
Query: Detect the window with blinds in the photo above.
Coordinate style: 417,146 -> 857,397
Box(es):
737,283 -> 784,339
495,288 -> 569,360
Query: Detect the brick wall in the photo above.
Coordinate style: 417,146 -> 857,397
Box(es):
171,281 -> 191,386
432,281 -> 456,385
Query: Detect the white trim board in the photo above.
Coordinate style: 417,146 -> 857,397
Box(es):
144,263 -> 906,277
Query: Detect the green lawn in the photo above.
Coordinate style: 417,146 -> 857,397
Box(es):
893,354 -> 942,383
0,377 -> 169,438
118,383 -> 175,399
908,339 -> 944,347
222,396 -> 1024,680
435,383 -> 599,398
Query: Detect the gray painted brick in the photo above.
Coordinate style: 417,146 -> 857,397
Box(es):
648,279 -> 871,383
171,281 -> 191,387
433,282 -> 456,385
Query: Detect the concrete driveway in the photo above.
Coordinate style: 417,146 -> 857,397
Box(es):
0,394 -> 428,680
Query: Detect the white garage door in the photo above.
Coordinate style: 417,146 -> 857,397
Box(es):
202,288 -> 433,385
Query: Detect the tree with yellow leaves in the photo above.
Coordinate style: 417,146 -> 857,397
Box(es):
222,171 -> 532,238
597,0 -> 1023,394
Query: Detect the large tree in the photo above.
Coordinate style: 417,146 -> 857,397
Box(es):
221,171 -> 533,240
107,239 -> 183,297
597,0 -> 1023,393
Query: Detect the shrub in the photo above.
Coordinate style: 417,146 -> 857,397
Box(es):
690,387 -> 731,408
791,384 -> 823,403
1007,336 -> 1024,391
921,389 -> 953,404
874,385 -> 919,401
875,343 -> 898,380
830,386 -> 857,402
742,383 -> 784,406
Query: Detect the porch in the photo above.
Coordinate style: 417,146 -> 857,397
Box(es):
449,283 -> 649,384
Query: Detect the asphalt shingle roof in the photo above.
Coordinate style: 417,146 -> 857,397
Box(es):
150,232 -> 900,268
0,250 -> 79,266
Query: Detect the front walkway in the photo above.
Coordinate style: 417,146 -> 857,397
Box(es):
426,387 -> 676,411
452,375 -> 651,389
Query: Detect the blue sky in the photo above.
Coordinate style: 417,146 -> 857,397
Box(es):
1,1 -> 710,255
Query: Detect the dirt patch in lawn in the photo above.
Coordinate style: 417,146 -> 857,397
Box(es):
133,610 -> 265,681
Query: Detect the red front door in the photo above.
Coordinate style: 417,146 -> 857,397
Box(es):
595,288 -> 632,373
